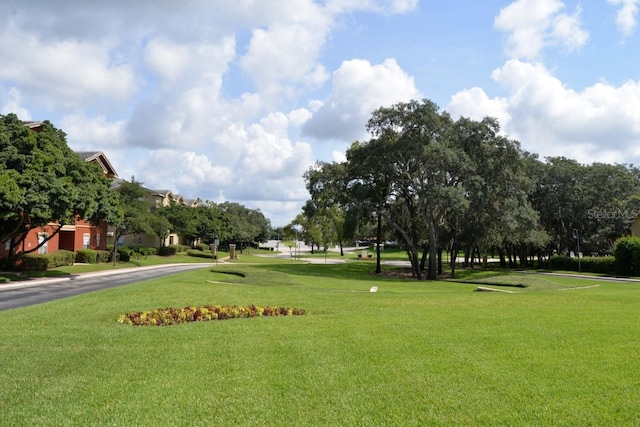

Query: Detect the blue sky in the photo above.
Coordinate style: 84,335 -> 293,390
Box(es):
1,0 -> 639,226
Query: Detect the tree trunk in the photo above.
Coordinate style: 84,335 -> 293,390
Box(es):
427,217 -> 438,280
451,248 -> 458,279
375,213 -> 382,274
420,244 -> 428,272
498,247 -> 506,268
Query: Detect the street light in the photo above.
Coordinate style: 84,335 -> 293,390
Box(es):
211,229 -> 219,266
572,228 -> 581,273
113,224 -> 126,267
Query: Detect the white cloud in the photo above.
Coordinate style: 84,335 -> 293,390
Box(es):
447,87 -> 511,126
0,87 -> 31,120
144,37 -> 236,87
447,60 -> 640,164
303,58 -> 421,141
0,29 -> 137,110
494,0 -> 589,59
139,150 -> 233,195
608,0 -> 640,36
332,151 -> 347,163
326,0 -> 418,14
61,113 -> 126,149
132,108 -> 315,219
239,21 -> 329,96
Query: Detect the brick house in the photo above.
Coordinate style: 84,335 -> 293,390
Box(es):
0,138 -> 119,258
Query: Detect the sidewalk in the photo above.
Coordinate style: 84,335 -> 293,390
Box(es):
0,263 -> 213,291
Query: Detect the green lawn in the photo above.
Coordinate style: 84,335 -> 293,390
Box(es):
0,262 -> 638,426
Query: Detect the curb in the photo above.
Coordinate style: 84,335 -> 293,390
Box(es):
0,263 -> 213,292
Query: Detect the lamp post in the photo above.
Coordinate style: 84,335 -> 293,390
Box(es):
572,228 -> 581,273
113,224 -> 126,267
211,229 -> 219,266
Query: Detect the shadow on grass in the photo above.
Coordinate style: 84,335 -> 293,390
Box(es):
259,262 -> 419,282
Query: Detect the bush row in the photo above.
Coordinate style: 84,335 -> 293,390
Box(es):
186,249 -> 216,259
159,245 -> 189,256
549,255 -> 616,274
117,304 -> 306,326
75,249 -> 111,264
21,250 -> 76,270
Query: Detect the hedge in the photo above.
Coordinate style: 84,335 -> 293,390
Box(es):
159,245 -> 179,256
614,236 -> 640,276
76,249 -> 111,264
21,250 -> 76,270
193,243 -> 210,252
76,249 -> 97,264
549,255 -> 616,274
187,249 -> 215,259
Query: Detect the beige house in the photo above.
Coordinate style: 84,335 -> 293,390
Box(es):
108,186 -> 199,249
631,216 -> 640,237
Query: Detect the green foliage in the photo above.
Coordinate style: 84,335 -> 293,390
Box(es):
186,249 -> 214,259
159,245 -> 180,256
614,236 -> 640,276
76,249 -> 97,264
117,304 -> 306,326
549,254 -> 616,274
219,201 -> 271,246
20,250 -> 76,270
129,246 -> 158,256
96,250 -> 111,263
0,114 -> 123,257
193,243 -> 210,251
117,247 -> 133,262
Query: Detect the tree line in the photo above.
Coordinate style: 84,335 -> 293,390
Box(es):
0,113 -> 270,265
116,177 -> 271,251
293,99 -> 640,280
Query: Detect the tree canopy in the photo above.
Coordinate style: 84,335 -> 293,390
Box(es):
0,114 -> 121,258
298,98 -> 640,279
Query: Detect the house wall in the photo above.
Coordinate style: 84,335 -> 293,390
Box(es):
632,217 -> 640,237
0,224 -> 61,258
1,220 -> 108,259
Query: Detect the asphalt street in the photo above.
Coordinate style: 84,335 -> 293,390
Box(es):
0,263 -> 211,311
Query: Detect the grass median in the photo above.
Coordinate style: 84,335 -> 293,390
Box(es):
0,262 -> 638,425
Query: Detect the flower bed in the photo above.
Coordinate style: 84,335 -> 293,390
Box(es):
117,304 -> 305,326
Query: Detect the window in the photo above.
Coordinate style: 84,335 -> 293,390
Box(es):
83,233 -> 90,249
96,234 -> 101,247
117,235 -> 125,247
136,235 -> 143,245
38,233 -> 48,254
4,240 -> 10,250
169,236 -> 174,245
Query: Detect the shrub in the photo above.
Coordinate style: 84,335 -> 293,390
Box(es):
159,245 -> 179,256
21,250 -> 76,270
187,249 -> 215,259
96,250 -> 111,263
20,254 -> 50,271
614,236 -> 640,276
76,249 -> 97,264
117,247 -> 133,262
549,254 -> 616,274
130,246 -> 158,257
193,243 -> 210,252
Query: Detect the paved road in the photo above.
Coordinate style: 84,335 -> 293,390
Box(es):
0,263 -> 211,311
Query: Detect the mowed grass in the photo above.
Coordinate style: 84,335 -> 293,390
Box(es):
0,263 -> 639,426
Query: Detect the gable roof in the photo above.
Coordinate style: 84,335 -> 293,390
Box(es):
75,151 -> 118,178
